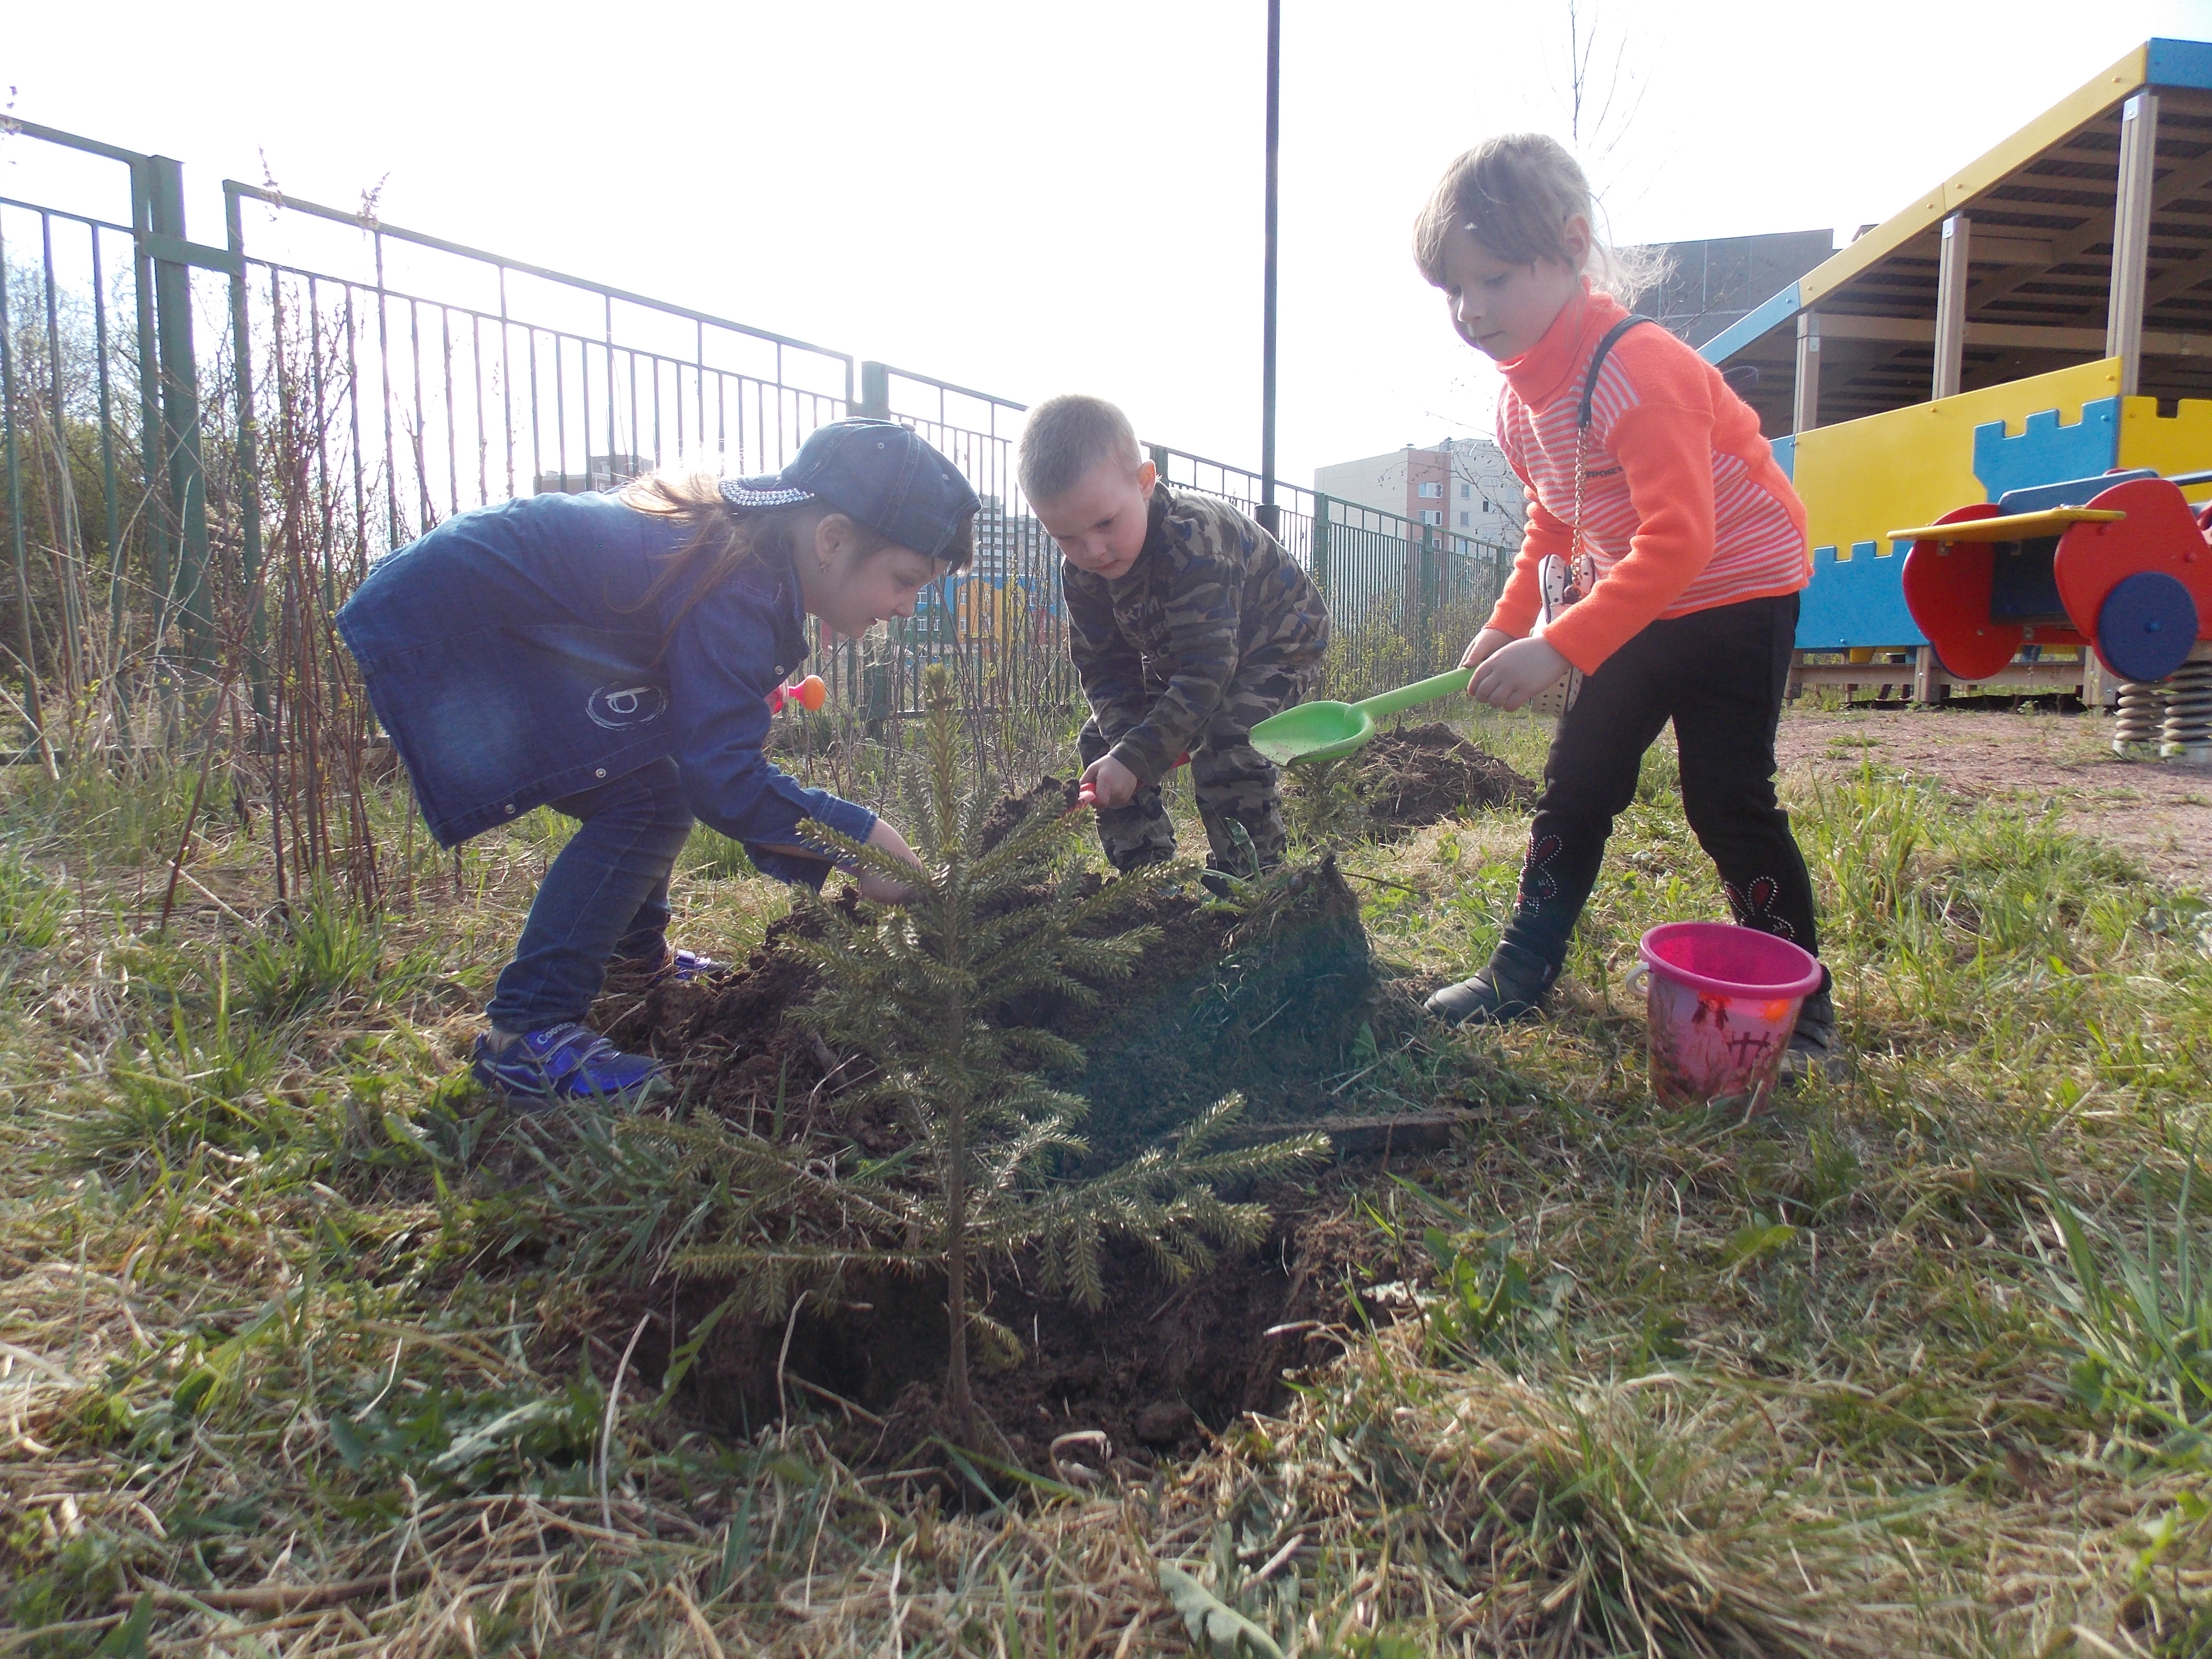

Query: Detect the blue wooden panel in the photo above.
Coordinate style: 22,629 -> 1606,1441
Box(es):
1796,540 -> 1927,649
2148,37 -> 2212,90
1698,282 -> 1802,366
1972,397 -> 2120,501
1996,468 -> 2158,515
1769,433 -> 1795,481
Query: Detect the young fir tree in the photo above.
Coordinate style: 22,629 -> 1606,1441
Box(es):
649,664 -> 1323,1435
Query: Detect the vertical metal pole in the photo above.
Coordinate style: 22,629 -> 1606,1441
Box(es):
0,213 -> 49,762
91,232 -> 124,655
858,362 -> 890,420
1258,0 -> 1281,536
226,186 -> 264,695
148,156 -> 212,665
1312,493 -> 1331,600
1792,312 -> 1821,434
1932,213 -> 1970,401
2108,91 -> 2159,398
129,162 -> 169,637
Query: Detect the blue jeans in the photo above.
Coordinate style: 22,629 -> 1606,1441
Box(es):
485,757 -> 695,1033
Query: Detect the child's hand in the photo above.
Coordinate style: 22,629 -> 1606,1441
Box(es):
1080,754 -> 1140,810
1469,637 -> 1572,711
858,817 -> 926,903
1459,627 -> 1515,687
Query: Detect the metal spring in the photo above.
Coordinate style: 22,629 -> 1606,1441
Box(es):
2113,677 -> 2167,751
2162,657 -> 2212,763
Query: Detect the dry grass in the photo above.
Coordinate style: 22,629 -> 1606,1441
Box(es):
3,705 -> 2212,1656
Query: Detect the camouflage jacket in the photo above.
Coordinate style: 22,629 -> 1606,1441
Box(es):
1063,486 -> 1329,781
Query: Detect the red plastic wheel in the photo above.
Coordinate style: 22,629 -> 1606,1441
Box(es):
1900,503 -> 2020,680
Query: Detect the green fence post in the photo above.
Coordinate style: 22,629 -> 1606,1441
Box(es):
225,184 -> 265,712
0,218 -> 50,765
147,156 -> 213,667
1419,523 -> 1438,674
858,361 -> 890,420
1312,493 -> 1331,600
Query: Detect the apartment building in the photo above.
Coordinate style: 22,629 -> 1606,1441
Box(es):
1312,437 -> 1524,552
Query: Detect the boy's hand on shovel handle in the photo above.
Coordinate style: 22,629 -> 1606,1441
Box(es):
1079,753 -> 1141,810
1074,752 -> 1190,813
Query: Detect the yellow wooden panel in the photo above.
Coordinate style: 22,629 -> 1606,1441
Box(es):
1799,43 -> 2149,306
2116,395 -> 2212,502
1795,359 -> 2124,559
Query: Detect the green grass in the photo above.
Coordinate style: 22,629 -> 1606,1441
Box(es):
2,705 -> 2211,1655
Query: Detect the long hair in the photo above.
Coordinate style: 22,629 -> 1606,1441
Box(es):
1413,133 -> 1666,306
619,472 -> 871,635
618,470 -> 978,637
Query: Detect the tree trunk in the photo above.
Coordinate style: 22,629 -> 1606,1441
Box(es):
942,1084 -> 973,1436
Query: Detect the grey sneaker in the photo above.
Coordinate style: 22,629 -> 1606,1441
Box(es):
1777,987 -> 1843,1086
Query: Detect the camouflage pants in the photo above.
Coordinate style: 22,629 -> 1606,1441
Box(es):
1080,658 -> 1320,874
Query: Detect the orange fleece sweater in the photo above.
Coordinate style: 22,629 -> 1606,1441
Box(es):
1485,285 -> 1810,673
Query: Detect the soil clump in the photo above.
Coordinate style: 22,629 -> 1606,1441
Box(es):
613,781 -> 1381,1160
662,1202 -> 1379,1479
1351,721 -> 1536,836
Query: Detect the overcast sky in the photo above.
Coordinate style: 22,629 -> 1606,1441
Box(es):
8,0 -> 2212,488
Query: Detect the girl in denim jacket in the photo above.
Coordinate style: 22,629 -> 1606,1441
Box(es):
339,420 -> 978,1104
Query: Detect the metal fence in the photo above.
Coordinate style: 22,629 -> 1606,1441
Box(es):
1,118 -> 1512,768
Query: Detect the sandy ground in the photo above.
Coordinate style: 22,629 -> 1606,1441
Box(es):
1774,706 -> 2212,894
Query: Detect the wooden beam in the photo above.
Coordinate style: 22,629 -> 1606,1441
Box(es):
2141,236 -> 2212,310
2110,92 -> 2161,395
1964,127 -> 2212,317
1813,312 -> 2212,356
1793,312 -> 1821,433
1934,215 -> 1970,399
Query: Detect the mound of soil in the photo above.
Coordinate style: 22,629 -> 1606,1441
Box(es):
1355,722 -> 1535,835
669,1205 -> 1376,1476
613,781 -> 1380,1158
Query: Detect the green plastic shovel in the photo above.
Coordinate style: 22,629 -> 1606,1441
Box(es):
1249,666 -> 1474,766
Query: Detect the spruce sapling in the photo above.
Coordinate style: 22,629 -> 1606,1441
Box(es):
648,664 -> 1325,1438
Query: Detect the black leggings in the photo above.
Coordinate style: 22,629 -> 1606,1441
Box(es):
1494,593 -> 1821,979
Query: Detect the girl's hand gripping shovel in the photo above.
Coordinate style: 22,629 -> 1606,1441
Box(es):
1247,666 -> 1475,767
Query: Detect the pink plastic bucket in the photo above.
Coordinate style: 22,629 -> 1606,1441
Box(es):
1630,923 -> 1823,1112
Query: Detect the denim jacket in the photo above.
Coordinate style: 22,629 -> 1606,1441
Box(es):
336,491 -> 875,888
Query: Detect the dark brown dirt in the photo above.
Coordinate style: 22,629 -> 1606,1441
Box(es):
613,788 -> 1382,1163
1774,706 -> 2212,892
1355,722 -> 1536,835
669,1203 -> 1382,1479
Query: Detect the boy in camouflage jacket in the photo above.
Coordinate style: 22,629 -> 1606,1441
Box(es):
1017,395 -> 1329,875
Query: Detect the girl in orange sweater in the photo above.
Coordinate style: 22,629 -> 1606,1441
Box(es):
1417,134 -> 1834,1080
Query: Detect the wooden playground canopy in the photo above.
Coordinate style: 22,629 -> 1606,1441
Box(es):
1704,38 -> 2212,435
1694,39 -> 2212,701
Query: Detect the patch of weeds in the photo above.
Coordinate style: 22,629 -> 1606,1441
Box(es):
326,1364 -> 606,1495
2028,1153 -> 2212,1462
70,966 -> 291,1172
678,824 -> 757,882
0,847 -> 68,949
240,881 -> 394,1021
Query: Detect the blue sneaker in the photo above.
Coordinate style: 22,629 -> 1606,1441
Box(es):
470,1022 -> 665,1106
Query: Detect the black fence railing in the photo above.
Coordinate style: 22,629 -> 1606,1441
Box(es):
1,119 -> 1513,771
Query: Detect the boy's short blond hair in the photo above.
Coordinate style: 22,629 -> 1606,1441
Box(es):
1017,394 -> 1143,503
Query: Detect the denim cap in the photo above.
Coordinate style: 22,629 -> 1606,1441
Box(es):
719,420 -> 980,562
